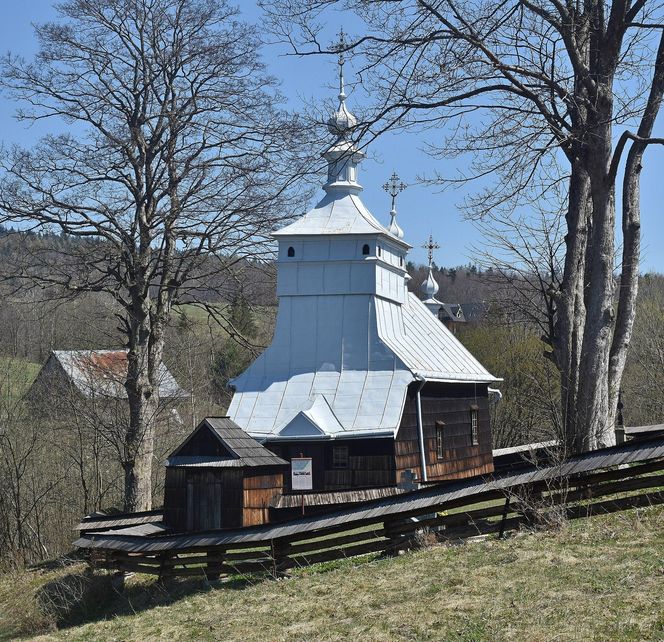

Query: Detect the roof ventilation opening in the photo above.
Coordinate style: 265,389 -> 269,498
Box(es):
287,246 -> 295,257
362,243 -> 370,256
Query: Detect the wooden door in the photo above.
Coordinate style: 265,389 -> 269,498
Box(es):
186,470 -> 223,531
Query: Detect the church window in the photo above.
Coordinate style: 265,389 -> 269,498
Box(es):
287,246 -> 295,257
362,243 -> 370,255
399,256 -> 403,266
470,406 -> 479,445
435,421 -> 445,459
332,445 -> 349,469
377,246 -> 382,257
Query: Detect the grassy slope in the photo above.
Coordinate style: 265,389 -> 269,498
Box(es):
0,356 -> 41,402
3,506 -> 663,642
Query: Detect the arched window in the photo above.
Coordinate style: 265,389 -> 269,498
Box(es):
362,244 -> 370,256
378,247 -> 382,257
287,246 -> 295,257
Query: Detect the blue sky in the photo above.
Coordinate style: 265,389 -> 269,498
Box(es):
1,1 -> 663,271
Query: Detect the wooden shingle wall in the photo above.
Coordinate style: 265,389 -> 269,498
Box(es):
395,382 -> 494,483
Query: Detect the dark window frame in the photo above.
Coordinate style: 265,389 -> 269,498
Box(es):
470,405 -> 479,446
435,420 -> 445,459
332,445 -> 349,469
362,243 -> 370,256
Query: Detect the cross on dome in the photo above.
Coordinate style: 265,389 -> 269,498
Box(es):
327,28 -> 357,138
421,234 -> 441,301
383,172 -> 407,239
336,28 -> 346,100
423,234 -> 440,267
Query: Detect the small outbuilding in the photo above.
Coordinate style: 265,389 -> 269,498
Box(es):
163,417 -> 288,532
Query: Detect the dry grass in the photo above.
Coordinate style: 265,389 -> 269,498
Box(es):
3,505 -> 664,642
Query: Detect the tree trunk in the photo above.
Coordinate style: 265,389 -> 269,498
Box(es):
608,33 -> 664,430
555,164 -> 590,453
123,299 -> 165,512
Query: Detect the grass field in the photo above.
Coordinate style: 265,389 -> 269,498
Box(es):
2,505 -> 663,642
0,356 -> 41,402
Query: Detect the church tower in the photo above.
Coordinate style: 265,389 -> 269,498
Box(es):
227,40 -> 498,489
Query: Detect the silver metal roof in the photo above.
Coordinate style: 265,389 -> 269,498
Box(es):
228,292 -> 497,440
272,192 -> 409,246
48,350 -> 187,400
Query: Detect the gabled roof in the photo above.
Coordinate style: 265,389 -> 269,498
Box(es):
49,350 -> 187,400
167,417 -> 288,468
439,303 -> 466,323
277,395 -> 345,438
272,192 -> 411,247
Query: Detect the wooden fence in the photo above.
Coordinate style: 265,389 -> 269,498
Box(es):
88,454 -> 664,581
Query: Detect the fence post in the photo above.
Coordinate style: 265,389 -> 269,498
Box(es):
204,547 -> 226,581
157,551 -> 174,582
383,517 -> 414,554
498,495 -> 511,539
271,537 -> 292,576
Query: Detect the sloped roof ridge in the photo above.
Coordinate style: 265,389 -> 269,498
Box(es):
375,293 -> 497,383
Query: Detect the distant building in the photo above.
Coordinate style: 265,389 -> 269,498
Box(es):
27,349 -> 187,415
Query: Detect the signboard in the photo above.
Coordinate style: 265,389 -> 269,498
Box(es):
291,457 -> 313,491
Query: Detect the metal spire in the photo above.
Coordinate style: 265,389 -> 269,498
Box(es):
421,234 -> 441,302
383,172 -> 407,239
336,28 -> 346,102
327,27 -> 356,138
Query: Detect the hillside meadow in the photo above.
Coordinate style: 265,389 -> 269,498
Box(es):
1,506 -> 662,642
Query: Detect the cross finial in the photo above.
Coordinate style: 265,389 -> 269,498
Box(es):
382,172 -> 407,213
334,28 -> 347,101
422,234 -> 440,266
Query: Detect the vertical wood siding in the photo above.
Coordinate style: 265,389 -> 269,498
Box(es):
242,469 -> 284,527
266,439 -> 396,492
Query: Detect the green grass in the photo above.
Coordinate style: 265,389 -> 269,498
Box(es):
3,505 -> 663,641
0,356 -> 41,402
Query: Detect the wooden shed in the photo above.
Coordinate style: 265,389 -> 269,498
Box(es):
163,417 -> 288,532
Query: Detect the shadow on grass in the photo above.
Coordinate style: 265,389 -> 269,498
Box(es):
35,566 -> 265,632
34,551 -> 386,633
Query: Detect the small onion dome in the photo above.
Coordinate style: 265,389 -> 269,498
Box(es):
328,98 -> 357,137
421,266 -> 440,299
388,208 -> 404,239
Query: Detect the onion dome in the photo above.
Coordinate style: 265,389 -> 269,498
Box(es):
383,172 -> 407,239
327,31 -> 357,138
421,266 -> 440,299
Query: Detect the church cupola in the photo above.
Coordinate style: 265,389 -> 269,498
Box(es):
323,29 -> 365,196
421,235 -> 444,315
383,172 -> 406,240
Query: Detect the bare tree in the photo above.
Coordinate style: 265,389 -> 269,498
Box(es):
267,0 -> 664,452
0,0 -> 309,510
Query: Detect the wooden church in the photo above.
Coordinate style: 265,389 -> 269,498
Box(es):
162,52 -> 501,531
225,57 -> 500,489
